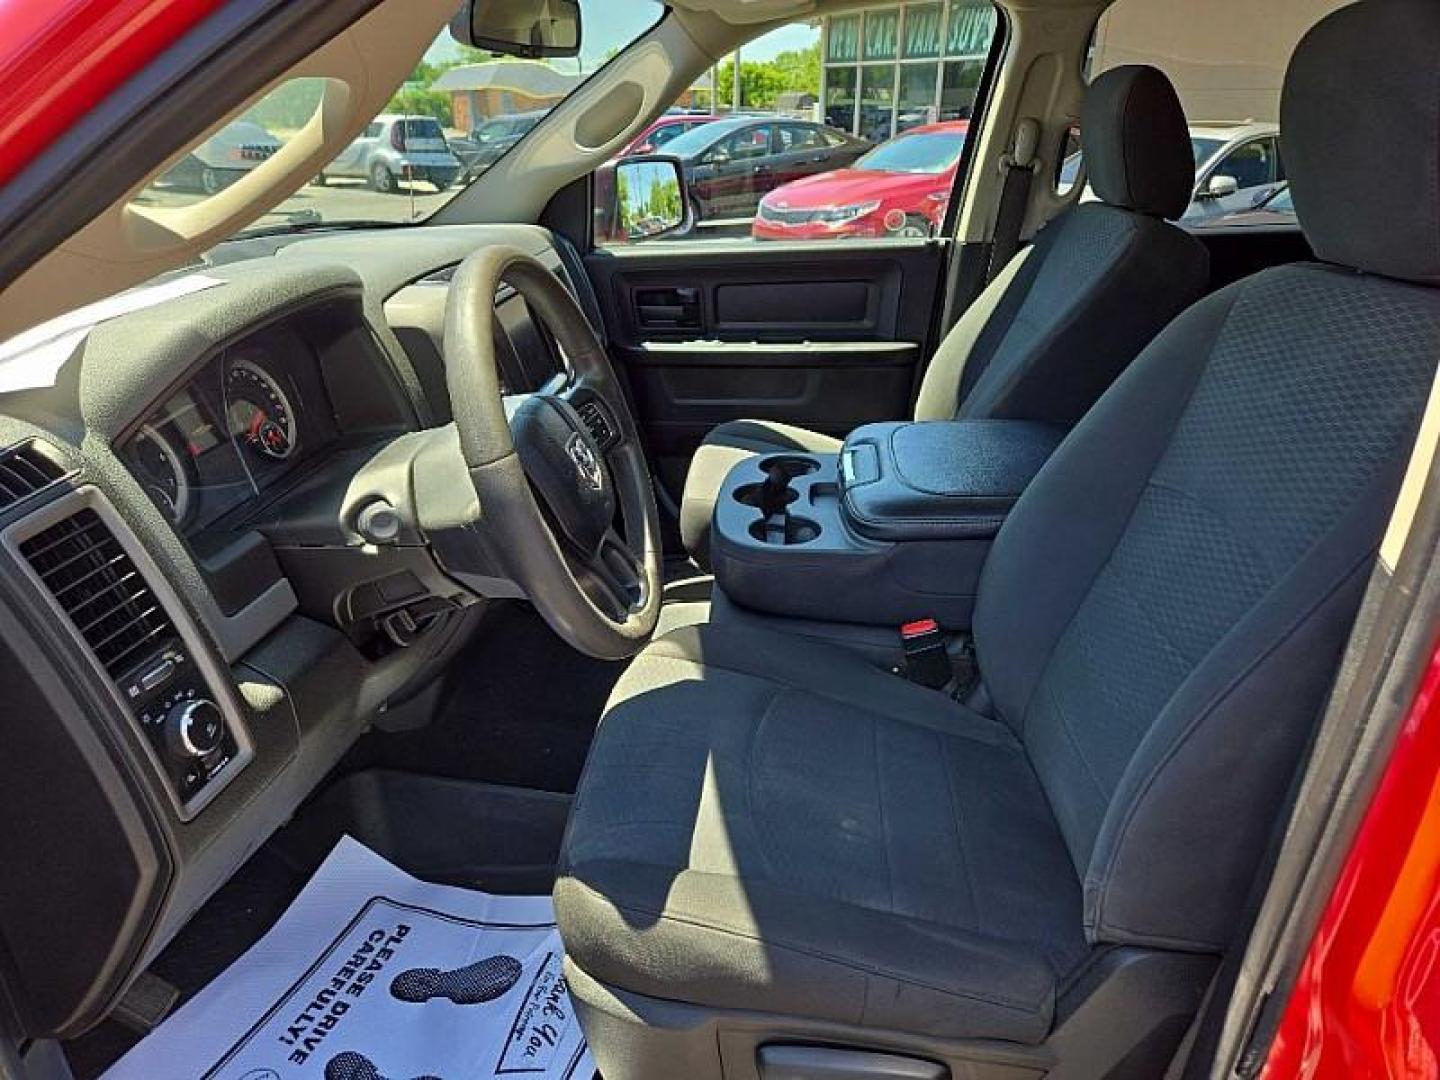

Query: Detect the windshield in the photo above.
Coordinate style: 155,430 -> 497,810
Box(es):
854,130 -> 965,174
661,121 -> 745,158
139,0 -> 664,240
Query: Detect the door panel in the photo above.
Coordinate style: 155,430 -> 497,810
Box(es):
584,240 -> 946,499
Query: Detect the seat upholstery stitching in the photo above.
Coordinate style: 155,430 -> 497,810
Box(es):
938,732 -> 982,929
746,688 -> 784,882
874,711 -> 897,913
565,876 -> 1052,1017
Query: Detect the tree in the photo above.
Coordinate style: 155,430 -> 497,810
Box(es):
385,86 -> 453,126
713,41 -> 821,109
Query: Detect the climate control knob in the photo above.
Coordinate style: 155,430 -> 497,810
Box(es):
166,699 -> 225,760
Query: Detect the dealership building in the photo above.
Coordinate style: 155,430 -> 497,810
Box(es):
818,0 -> 1348,143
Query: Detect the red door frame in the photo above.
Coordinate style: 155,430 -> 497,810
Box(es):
1263,631 -> 1440,1079
0,0 -> 223,187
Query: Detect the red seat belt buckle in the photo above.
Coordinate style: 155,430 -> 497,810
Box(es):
899,619 -> 951,689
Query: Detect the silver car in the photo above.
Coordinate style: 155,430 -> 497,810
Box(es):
317,114 -> 461,193
1060,121 -> 1285,222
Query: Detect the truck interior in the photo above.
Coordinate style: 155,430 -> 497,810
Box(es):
0,0 -> 1437,1078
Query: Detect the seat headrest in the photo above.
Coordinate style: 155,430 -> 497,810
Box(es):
1283,0 -> 1440,284
1081,65 -> 1193,220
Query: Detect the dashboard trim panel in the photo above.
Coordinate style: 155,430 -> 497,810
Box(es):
2,486 -> 255,822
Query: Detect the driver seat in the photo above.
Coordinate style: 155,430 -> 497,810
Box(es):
556,3 -> 1440,1076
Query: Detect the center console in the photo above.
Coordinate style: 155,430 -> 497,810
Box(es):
711,420 -> 1064,627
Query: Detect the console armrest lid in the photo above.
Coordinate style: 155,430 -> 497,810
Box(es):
841,420 -> 1064,542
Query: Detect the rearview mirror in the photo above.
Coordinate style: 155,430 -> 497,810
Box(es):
451,0 -> 581,59
594,156 -> 689,244
1202,173 -> 1240,199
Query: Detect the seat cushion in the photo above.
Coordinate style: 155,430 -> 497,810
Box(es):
678,420 -> 842,565
556,624 -> 1089,1044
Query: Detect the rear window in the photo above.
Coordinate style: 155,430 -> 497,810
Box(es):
402,118 -> 445,140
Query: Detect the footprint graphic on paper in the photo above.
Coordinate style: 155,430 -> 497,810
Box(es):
388,954 -> 524,1006
323,1050 -> 442,1080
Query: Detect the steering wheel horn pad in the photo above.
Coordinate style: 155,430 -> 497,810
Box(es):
509,395 -> 615,556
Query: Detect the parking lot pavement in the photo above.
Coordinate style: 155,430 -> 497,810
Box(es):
136,177 -> 453,230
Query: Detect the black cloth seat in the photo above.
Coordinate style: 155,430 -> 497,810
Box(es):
557,624 -> 1087,1044
680,64 -> 1209,562
558,1 -> 1440,1072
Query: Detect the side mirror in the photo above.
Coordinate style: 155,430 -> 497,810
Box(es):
451,0 -> 581,59
1202,173 -> 1240,199
595,156 -> 690,244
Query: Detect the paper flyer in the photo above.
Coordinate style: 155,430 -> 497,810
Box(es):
105,836 -> 593,1080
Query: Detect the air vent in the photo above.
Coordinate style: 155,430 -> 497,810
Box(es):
0,441 -> 64,512
20,508 -> 176,681
576,399 -> 616,449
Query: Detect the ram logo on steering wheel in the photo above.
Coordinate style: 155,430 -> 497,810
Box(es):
566,433 -> 604,492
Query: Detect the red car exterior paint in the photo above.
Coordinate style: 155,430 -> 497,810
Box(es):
0,0 -> 222,187
753,121 -> 967,241
1262,633 -> 1440,1079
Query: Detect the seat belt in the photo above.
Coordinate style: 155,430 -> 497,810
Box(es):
986,117 -> 1040,282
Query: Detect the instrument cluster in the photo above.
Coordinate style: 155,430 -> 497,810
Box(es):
121,322 -> 336,539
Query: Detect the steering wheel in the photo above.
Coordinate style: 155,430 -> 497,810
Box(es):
441,246 -> 661,659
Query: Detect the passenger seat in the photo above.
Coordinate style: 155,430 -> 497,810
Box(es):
680,64 -> 1209,561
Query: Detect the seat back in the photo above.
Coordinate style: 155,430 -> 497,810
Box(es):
914,65 -> 1208,428
973,0 -> 1440,952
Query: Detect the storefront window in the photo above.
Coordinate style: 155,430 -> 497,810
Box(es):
898,63 -> 940,132
825,66 -> 857,132
904,4 -> 944,59
863,10 -> 900,61
947,2 -> 995,56
940,58 -> 984,120
827,14 -> 861,63
859,65 -> 896,142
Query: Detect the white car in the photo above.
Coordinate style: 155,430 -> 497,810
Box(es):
1061,121 -> 1285,221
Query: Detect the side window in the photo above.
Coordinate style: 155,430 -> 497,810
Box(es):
778,124 -> 826,152
596,6 -> 1002,247
649,125 -> 685,149
711,126 -> 771,162
363,122 -> 383,139
1216,139 -> 1279,190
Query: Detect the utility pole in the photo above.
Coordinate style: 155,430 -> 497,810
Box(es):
710,62 -> 719,115
732,46 -> 742,113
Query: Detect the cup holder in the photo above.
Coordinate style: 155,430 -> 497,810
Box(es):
738,455 -> 822,546
749,515 -> 821,546
756,455 -> 820,482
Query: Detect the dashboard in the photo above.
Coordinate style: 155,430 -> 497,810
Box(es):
0,223 -> 584,1042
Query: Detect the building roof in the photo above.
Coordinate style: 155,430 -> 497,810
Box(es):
431,61 -> 581,98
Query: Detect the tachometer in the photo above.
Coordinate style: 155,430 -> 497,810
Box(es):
133,424 -> 192,526
225,357 -> 297,461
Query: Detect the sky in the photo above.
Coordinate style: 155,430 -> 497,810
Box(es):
426,3 -> 819,71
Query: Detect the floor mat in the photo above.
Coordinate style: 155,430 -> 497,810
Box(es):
103,837 -> 593,1080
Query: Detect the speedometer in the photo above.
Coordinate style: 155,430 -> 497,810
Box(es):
132,424 -> 192,526
225,357 -> 297,461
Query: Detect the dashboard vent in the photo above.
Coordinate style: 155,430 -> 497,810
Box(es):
0,441 -> 64,512
576,399 -> 616,448
20,508 -> 175,680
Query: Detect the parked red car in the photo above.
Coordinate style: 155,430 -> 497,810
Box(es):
619,113 -> 721,157
753,120 -> 968,240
